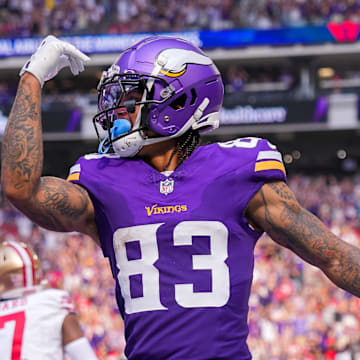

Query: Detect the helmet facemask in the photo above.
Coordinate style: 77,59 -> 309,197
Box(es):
93,69 -> 175,156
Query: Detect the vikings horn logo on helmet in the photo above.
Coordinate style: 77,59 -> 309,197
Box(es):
158,49 -> 213,77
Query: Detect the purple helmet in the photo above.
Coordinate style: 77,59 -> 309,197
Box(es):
94,35 -> 224,156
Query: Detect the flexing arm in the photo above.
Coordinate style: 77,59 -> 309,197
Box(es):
246,181 -> 360,297
1,38 -> 98,242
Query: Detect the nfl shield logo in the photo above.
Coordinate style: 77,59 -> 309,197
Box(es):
160,178 -> 174,195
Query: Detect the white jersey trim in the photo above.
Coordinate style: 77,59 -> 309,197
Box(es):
256,150 -> 283,163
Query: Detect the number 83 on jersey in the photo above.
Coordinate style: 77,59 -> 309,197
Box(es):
114,220 -> 230,314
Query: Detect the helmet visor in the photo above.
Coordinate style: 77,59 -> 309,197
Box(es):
95,79 -> 144,131
93,72 -> 174,151
98,81 -> 144,112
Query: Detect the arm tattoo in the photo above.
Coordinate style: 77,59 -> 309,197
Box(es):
1,77 -> 42,193
22,177 -> 91,233
1,77 -> 95,237
260,187 -> 328,264
268,182 -> 296,201
261,182 -> 360,297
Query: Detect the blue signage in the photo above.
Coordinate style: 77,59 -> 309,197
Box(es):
0,24 -> 356,58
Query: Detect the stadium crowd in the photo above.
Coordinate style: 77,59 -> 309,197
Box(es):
1,0 -> 360,38
0,0 -> 238,38
242,0 -> 360,29
1,173 -> 360,359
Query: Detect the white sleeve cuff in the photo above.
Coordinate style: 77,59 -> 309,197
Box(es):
64,337 -> 98,360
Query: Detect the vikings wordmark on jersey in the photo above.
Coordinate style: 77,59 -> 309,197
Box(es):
68,137 -> 286,360
145,204 -> 187,216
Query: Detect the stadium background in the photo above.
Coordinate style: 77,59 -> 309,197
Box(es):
2,0 -> 360,359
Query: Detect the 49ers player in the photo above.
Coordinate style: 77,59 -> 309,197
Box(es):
0,240 -> 98,360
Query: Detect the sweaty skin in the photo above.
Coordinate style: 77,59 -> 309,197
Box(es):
3,72 -> 360,297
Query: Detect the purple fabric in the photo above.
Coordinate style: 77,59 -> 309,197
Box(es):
69,138 -> 286,360
66,108 -> 82,132
312,96 -> 328,123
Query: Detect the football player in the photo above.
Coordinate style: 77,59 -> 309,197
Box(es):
0,240 -> 98,360
2,35 -> 360,360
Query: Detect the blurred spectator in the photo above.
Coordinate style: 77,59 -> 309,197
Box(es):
224,64 -> 298,97
225,65 -> 249,94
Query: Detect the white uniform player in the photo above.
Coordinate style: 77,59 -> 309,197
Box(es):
0,240 -> 98,360
0,287 -> 76,360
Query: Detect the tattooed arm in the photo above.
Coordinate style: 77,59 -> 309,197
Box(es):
1,73 -> 98,243
245,180 -> 360,297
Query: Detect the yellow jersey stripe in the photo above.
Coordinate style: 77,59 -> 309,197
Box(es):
66,173 -> 80,181
255,161 -> 286,175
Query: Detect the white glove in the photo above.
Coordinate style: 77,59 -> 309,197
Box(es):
19,35 -> 90,87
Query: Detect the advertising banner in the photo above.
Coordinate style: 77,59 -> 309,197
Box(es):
0,22 -> 359,58
219,98 -> 329,126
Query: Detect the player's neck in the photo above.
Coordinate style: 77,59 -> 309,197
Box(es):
139,139 -> 180,172
147,151 -> 180,172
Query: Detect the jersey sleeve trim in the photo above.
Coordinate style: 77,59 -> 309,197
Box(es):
60,293 -> 75,312
67,173 -> 80,181
255,160 -> 286,176
256,150 -> 283,162
67,162 -> 82,182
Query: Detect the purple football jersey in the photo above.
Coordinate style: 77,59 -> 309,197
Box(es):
68,137 -> 286,360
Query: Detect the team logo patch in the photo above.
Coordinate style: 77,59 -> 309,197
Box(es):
160,178 -> 174,195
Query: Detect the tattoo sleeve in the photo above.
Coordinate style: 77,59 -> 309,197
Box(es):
21,177 -> 94,234
257,182 -> 360,297
1,75 -> 42,195
1,74 -> 96,238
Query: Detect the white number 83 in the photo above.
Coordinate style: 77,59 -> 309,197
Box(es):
113,221 -> 230,314
219,137 -> 276,149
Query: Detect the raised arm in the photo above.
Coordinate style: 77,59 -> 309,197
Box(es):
245,180 -> 360,297
1,37 -> 98,242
